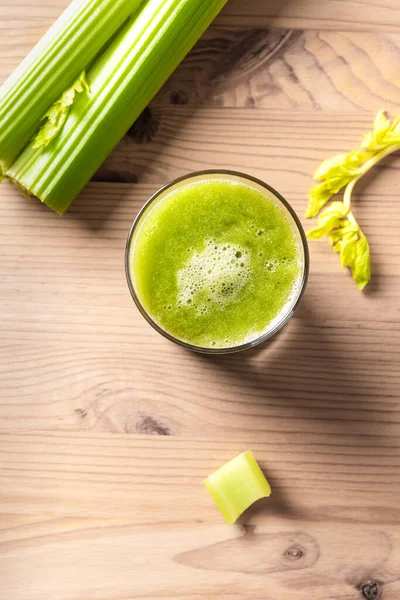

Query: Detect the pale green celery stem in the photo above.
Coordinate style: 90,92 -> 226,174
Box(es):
0,0 -> 145,173
343,144 -> 400,225
8,0 -> 229,214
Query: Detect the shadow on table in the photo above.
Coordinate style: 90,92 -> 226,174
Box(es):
192,290 -> 389,444
189,288 -> 395,528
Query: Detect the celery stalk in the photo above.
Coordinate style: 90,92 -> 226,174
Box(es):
204,451 -> 271,525
7,0 -> 229,214
0,0 -> 145,174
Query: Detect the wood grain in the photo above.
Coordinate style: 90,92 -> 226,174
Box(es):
3,24 -> 400,112
0,432 -> 400,600
1,167 -> 400,437
1,0 -> 400,599
95,107 -> 400,195
156,29 -> 400,112
1,0 -> 400,32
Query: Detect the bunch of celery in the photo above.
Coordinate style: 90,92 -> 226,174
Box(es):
0,0 -> 228,214
0,0 -> 145,172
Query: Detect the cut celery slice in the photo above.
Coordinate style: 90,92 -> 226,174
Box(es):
204,451 -> 271,525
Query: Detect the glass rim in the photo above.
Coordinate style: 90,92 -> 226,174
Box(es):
125,169 -> 309,354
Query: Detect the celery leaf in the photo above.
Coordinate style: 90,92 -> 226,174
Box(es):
306,150 -> 369,217
306,201 -> 348,239
32,72 -> 89,149
308,212 -> 371,289
352,234 -> 371,290
305,110 -> 400,290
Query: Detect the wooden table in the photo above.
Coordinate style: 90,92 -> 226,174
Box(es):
1,1 -> 400,599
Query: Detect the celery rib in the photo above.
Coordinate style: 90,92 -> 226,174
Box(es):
0,0 -> 145,173
7,0 -> 229,214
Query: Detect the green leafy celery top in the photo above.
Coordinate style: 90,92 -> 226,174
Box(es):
305,111 -> 400,290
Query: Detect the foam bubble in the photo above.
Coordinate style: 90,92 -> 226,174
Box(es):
177,241 -> 251,315
265,259 -> 278,272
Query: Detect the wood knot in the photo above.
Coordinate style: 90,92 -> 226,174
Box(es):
135,414 -> 171,436
127,107 -> 160,143
170,90 -> 189,105
359,581 -> 383,600
284,546 -> 304,561
75,408 -> 87,419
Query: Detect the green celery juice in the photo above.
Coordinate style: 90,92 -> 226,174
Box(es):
128,174 -> 306,350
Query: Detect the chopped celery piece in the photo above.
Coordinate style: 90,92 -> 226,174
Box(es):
0,0 -> 145,174
204,451 -> 271,525
7,0 -> 229,214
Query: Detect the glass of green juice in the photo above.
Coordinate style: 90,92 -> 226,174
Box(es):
125,170 -> 309,354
